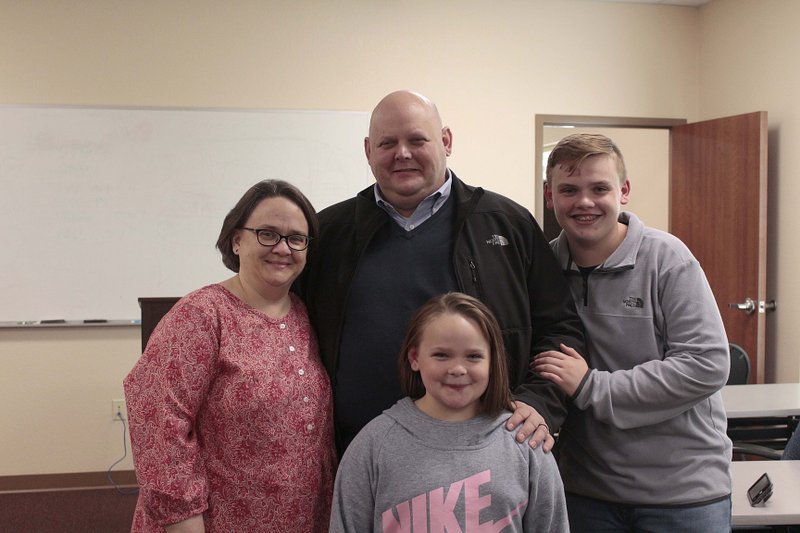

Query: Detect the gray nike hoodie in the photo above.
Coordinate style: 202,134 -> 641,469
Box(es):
329,397 -> 568,532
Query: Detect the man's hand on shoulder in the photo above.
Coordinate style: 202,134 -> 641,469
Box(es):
505,400 -> 555,453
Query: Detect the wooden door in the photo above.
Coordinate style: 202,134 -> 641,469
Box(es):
670,112 -> 768,383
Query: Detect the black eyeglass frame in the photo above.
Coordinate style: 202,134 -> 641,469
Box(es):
240,227 -> 313,251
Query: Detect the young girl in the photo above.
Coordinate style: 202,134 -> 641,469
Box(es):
329,292 -> 568,532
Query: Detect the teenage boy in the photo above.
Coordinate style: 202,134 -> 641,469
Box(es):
533,133 -> 732,532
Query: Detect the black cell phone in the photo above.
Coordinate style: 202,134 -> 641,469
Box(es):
747,472 -> 773,506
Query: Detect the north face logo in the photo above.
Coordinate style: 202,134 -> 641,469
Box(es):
623,296 -> 644,308
486,235 -> 509,246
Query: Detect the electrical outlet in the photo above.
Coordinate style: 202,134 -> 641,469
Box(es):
111,399 -> 127,421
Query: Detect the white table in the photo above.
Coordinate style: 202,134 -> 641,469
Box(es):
722,383 -> 800,418
731,460 -> 800,526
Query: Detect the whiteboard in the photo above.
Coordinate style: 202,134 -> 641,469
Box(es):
0,105 -> 371,322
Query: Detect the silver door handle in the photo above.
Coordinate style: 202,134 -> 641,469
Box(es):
728,297 -> 756,314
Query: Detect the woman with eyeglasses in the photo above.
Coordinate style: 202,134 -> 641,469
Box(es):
124,180 -> 336,533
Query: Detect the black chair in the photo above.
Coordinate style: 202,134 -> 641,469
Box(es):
727,343 -> 751,385
733,427 -> 800,460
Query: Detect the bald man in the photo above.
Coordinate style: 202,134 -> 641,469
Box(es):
299,90 -> 585,455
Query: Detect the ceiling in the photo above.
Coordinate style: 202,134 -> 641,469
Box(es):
600,0 -> 711,6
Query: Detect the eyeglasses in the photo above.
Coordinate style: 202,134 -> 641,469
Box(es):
240,227 -> 313,251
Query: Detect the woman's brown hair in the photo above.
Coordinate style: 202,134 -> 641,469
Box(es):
215,179 -> 319,272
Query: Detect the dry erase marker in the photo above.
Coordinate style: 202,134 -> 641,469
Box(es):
17,321 -> 37,325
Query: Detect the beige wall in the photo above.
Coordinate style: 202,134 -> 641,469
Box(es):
0,328 -> 141,473
0,0 -> 793,477
698,0 -> 800,384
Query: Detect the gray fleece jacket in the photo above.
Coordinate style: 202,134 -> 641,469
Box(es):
329,397 -> 568,532
551,212 -> 732,506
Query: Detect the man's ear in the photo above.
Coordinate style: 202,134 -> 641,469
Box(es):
441,127 -> 453,157
620,178 -> 631,205
544,181 -> 555,209
408,347 -> 420,371
364,136 -> 371,161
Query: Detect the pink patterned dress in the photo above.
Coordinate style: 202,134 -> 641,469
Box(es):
124,285 -> 336,532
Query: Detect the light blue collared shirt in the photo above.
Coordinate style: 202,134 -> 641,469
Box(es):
374,170 -> 453,231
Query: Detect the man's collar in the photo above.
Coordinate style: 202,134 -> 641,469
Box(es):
373,169 -> 452,211
374,170 -> 452,230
